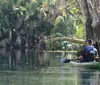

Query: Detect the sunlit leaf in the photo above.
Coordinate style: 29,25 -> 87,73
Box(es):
41,2 -> 46,8
31,0 -> 36,3
75,24 -> 84,38
20,6 -> 27,11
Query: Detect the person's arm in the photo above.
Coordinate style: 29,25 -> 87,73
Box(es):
94,48 -> 99,62
94,48 -> 98,57
79,55 -> 83,60
79,47 -> 86,60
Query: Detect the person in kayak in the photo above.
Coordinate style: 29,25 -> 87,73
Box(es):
79,39 -> 98,62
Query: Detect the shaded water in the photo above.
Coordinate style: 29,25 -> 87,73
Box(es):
0,49 -> 100,85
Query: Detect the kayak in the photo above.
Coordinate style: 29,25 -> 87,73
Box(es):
69,61 -> 100,69
60,58 -> 100,69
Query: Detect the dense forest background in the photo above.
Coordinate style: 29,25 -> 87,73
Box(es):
0,0 -> 100,54
0,0 -> 83,49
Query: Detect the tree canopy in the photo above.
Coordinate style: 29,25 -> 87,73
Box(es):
0,0 -> 85,49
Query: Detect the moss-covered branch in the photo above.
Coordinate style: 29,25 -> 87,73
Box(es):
52,37 -> 85,44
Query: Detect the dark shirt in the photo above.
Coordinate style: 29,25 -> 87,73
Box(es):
80,46 -> 97,62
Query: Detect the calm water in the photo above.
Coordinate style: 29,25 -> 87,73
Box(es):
0,49 -> 100,85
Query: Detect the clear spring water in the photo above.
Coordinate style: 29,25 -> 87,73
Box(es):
0,49 -> 100,85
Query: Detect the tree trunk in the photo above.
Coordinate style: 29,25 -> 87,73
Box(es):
77,0 -> 93,40
77,0 -> 100,56
50,37 -> 84,49
92,0 -> 100,40
92,0 -> 100,56
11,29 -> 17,48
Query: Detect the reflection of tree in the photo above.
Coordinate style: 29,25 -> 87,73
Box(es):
36,52 -> 51,68
0,49 -> 5,68
20,48 -> 26,70
20,49 -> 36,70
0,49 -> 10,70
11,48 -> 16,70
37,52 -> 45,68
79,71 -> 100,85
27,49 -> 35,69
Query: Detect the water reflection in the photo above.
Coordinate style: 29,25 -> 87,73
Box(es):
0,49 -> 100,85
79,70 -> 100,85
0,49 -> 63,71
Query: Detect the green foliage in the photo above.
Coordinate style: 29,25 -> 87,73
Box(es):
55,41 -> 62,50
75,23 -> 84,38
0,0 -> 83,49
52,14 -> 76,37
46,40 -> 52,50
70,7 -> 79,14
50,0 -> 83,38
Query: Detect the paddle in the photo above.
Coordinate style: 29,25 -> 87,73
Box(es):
60,58 -> 80,63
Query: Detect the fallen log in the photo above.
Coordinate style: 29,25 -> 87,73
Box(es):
52,37 -> 85,44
